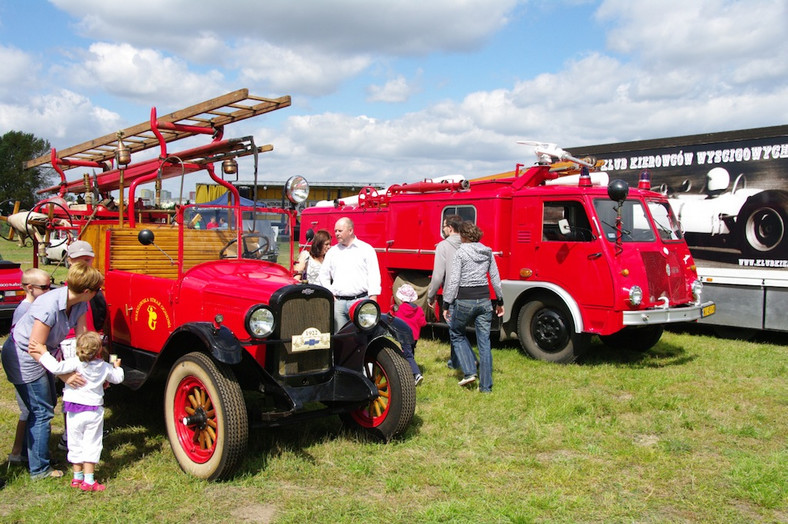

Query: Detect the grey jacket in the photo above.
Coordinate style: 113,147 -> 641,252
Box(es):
428,233 -> 462,302
442,242 -> 503,305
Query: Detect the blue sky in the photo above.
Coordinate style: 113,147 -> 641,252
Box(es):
1,0 -> 787,196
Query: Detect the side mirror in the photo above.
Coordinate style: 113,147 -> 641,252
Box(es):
138,229 -> 155,245
305,228 -> 315,243
558,219 -> 571,235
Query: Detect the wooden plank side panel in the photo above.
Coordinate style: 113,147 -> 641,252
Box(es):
108,227 -> 236,278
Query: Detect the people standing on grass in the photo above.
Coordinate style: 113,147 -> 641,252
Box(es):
427,214 -> 463,369
2,268 -> 52,465
319,217 -> 381,332
294,229 -> 331,284
29,330 -> 123,492
442,221 -> 504,393
5,262 -> 102,479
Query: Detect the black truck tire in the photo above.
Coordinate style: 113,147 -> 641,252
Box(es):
341,345 -> 416,441
517,297 -> 590,363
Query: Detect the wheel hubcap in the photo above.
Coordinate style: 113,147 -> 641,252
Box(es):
174,377 -> 217,463
533,309 -> 570,353
351,360 -> 390,428
746,207 -> 784,252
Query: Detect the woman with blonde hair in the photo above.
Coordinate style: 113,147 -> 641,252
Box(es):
8,262 -> 103,479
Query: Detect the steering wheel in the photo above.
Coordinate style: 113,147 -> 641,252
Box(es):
219,233 -> 271,260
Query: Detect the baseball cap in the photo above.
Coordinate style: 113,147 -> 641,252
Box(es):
396,284 -> 418,303
67,240 -> 95,259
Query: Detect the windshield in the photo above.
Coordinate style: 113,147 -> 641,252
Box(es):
183,204 -> 292,263
593,198 -> 656,243
646,200 -> 683,241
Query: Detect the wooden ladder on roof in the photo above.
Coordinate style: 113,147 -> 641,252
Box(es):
24,89 -> 291,170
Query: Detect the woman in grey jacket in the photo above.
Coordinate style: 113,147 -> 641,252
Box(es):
442,221 -> 504,392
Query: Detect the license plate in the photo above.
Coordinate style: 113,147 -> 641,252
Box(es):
291,327 -> 331,352
701,304 -> 716,317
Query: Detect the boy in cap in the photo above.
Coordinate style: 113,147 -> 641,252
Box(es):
390,283 -> 426,386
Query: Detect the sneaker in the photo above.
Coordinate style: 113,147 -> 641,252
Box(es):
80,481 -> 106,492
458,375 -> 477,387
57,436 -> 68,451
414,374 -> 423,387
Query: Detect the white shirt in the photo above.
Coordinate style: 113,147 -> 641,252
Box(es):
38,353 -> 124,406
318,237 -> 381,297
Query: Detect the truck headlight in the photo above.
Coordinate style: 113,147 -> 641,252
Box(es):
628,286 -> 643,306
245,305 -> 275,338
284,175 -> 310,204
351,299 -> 380,331
691,279 -> 703,301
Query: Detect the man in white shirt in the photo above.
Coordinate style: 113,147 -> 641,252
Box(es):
319,217 -> 381,332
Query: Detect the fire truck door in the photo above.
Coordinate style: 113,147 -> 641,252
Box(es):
126,274 -> 175,352
536,201 -> 614,308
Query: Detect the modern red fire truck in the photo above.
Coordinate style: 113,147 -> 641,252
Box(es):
300,142 -> 715,363
21,89 -> 416,480
573,126 -> 788,335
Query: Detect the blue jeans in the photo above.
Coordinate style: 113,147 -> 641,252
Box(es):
449,298 -> 493,392
15,372 -> 57,477
386,315 -> 421,375
446,304 -> 460,369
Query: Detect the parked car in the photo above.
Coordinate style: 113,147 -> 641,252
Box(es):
0,255 -> 25,320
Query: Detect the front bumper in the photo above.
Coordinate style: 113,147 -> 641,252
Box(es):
622,301 -> 716,326
0,302 -> 21,319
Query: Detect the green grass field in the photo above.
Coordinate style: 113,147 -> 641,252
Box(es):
0,239 -> 786,522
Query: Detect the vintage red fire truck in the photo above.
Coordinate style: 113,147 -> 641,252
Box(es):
300,142 -> 716,363
21,89 -> 416,480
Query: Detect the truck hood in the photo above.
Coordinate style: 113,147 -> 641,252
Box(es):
181,260 -> 296,301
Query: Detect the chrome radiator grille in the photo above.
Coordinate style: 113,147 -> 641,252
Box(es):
277,292 -> 332,376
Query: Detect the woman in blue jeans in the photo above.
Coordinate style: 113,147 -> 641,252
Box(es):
5,262 -> 103,479
442,222 -> 504,393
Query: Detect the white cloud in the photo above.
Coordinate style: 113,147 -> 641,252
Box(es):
235,41 -> 371,97
0,89 -> 122,144
366,75 -> 419,103
597,0 -> 788,88
73,43 -> 226,106
53,0 -> 516,55
0,46 -> 39,101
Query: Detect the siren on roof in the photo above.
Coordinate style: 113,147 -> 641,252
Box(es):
638,169 -> 651,190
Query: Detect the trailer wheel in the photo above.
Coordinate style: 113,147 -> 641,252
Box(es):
517,298 -> 589,363
736,191 -> 788,258
164,352 -> 248,481
341,345 -> 415,441
599,325 -> 664,352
